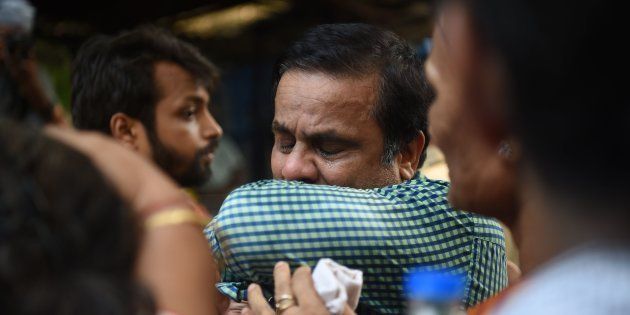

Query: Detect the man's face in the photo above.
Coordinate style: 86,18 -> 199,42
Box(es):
425,6 -> 517,221
271,70 -> 401,189
149,61 -> 222,187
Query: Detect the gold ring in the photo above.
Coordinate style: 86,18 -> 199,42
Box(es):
275,294 -> 296,314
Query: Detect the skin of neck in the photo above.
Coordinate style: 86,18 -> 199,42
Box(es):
516,165 -> 630,274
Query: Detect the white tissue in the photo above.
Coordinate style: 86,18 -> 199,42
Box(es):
312,258 -> 363,315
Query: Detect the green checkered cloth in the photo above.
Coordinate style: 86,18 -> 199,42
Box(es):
205,174 -> 507,314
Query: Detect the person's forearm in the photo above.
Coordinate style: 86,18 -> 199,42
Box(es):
139,223 -> 219,315
44,127 -> 183,208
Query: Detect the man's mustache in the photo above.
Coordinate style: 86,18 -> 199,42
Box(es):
198,140 -> 219,157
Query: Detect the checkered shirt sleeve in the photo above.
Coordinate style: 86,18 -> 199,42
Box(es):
204,175 -> 507,314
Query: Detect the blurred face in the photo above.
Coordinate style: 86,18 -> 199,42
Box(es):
150,61 -> 223,187
425,5 -> 517,222
271,70 -> 401,188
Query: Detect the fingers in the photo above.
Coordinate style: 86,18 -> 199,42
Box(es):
244,284 -> 274,315
290,266 -> 327,311
273,261 -> 293,301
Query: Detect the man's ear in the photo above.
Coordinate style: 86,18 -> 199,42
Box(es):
110,113 -> 142,151
397,131 -> 426,181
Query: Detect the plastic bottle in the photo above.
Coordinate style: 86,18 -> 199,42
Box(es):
404,269 -> 465,315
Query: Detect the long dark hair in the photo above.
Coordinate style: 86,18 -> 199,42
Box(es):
0,120 -> 155,314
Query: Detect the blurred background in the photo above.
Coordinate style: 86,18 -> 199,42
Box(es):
29,0 -> 446,210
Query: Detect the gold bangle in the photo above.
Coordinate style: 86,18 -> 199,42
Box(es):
145,208 -> 205,229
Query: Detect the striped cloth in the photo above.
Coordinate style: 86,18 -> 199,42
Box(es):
205,174 -> 508,314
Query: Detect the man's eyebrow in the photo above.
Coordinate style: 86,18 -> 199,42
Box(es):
182,95 -> 208,106
304,130 -> 360,148
271,121 -> 291,134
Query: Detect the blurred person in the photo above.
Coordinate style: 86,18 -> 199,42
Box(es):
71,26 -> 227,312
71,26 -> 223,190
0,0 -> 65,124
1,122 -> 221,314
0,119 -> 153,315
424,8 -> 519,229
207,23 -> 507,314
0,119 -> 220,315
424,0 -> 630,314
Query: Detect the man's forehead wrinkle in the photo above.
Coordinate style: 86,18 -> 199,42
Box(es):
276,81 -> 334,109
279,70 -> 374,107
279,86 -> 374,117
284,93 -> 330,108
273,70 -> 379,144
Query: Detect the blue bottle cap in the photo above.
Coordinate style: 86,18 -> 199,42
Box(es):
404,269 -> 465,302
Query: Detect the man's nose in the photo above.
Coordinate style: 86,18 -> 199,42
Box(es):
281,149 -> 318,184
201,110 -> 223,140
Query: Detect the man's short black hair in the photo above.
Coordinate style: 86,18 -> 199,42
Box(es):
273,23 -> 434,166
71,26 -> 218,134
